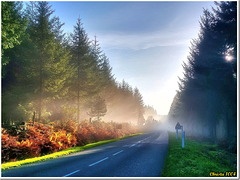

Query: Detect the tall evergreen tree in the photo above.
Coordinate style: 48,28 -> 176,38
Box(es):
25,1 -> 71,122
27,2 -> 55,121
91,36 -> 114,89
89,96 -> 107,121
70,18 -> 92,123
133,88 -> 145,125
1,1 -> 27,76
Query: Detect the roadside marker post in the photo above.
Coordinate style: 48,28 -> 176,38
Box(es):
175,122 -> 185,148
182,130 -> 185,148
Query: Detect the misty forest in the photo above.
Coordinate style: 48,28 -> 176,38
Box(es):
1,0 -> 237,171
2,1 -> 158,162
168,1 -> 237,151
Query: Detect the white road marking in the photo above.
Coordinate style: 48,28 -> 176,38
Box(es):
143,137 -> 150,141
63,169 -> 80,177
123,136 -> 152,148
113,150 -> 124,156
89,157 -> 109,167
130,143 -> 136,148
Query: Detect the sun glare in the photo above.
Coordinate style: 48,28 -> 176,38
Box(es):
225,55 -> 233,61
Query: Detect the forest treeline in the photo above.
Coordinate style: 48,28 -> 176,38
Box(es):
168,2 -> 237,151
2,1 -> 150,127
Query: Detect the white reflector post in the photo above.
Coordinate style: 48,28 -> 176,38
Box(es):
182,131 -> 185,148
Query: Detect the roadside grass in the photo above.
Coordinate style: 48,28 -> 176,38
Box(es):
161,132 -> 237,177
1,133 -> 142,171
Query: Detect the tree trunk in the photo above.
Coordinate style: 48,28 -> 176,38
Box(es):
77,66 -> 80,124
97,111 -> 100,121
38,56 -> 43,122
77,53 -> 80,124
32,111 -> 36,125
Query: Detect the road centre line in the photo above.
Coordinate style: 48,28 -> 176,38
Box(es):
144,137 -> 150,140
129,137 -> 150,148
89,157 -> 109,167
113,150 -> 124,156
130,143 -> 137,148
65,136 -> 151,175
63,169 -> 80,177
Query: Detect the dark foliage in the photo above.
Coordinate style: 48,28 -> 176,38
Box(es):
168,2 -> 237,151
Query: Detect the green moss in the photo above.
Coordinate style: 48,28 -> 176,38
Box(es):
161,132 -> 236,177
1,133 -> 142,171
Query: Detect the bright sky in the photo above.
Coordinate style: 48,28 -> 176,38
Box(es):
49,1 -> 215,115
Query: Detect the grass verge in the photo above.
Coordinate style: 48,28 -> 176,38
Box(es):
161,132 -> 237,177
2,133 -> 142,171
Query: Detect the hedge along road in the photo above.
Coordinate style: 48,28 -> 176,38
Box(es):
2,129 -> 168,177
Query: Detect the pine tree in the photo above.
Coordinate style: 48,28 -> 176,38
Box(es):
1,1 -> 27,76
89,96 -> 107,121
133,87 -> 145,125
45,30 -> 72,122
27,2 -> 55,122
25,1 -> 71,122
70,17 -> 90,123
91,36 -> 114,89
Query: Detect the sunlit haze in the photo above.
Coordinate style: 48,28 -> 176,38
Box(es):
225,55 -> 233,61
2,2 -> 237,177
50,1 -> 215,115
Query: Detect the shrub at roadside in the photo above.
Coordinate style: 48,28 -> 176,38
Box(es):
1,120 -> 137,163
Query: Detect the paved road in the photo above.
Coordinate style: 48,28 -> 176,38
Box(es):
2,129 -> 168,177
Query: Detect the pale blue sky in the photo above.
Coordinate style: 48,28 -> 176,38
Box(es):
48,1 -> 215,115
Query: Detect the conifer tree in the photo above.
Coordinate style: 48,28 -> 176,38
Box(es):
133,88 -> 145,125
1,1 -> 27,76
25,1 -> 71,122
89,96 -> 107,121
70,18 -> 90,123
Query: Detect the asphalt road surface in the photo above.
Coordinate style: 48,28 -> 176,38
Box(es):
2,129 -> 168,177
